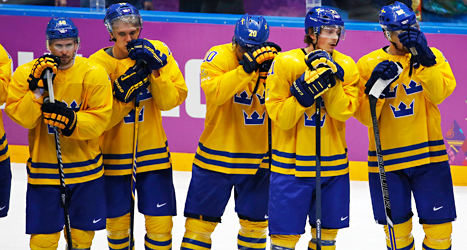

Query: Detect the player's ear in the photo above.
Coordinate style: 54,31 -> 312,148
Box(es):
109,32 -> 116,42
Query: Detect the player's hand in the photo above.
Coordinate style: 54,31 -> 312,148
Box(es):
305,49 -> 344,81
127,39 -> 168,70
28,54 -> 60,91
242,42 -> 281,74
398,27 -> 436,67
113,62 -> 151,103
364,60 -> 400,98
290,67 -> 336,108
42,99 -> 77,137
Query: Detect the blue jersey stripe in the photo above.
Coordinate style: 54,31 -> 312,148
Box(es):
272,150 -> 347,161
29,154 -> 102,169
199,143 -> 266,159
368,140 -> 445,156
107,237 -> 128,245
368,150 -> 447,166
28,164 -> 103,179
103,147 -> 168,160
195,154 -> 261,169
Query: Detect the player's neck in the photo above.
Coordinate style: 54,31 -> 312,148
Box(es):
112,46 -> 129,60
387,44 -> 407,56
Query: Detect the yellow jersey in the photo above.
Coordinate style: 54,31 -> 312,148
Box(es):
193,43 -> 269,175
89,39 -> 188,175
354,47 -> 456,173
6,56 -> 112,185
0,44 -> 12,163
266,48 -> 359,177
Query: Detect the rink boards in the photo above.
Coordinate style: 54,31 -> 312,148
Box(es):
0,5 -> 466,184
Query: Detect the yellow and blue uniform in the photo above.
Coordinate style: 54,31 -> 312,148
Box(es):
355,46 -> 456,250
265,48 -> 358,241
182,43 -> 270,250
89,39 -> 187,250
0,44 -> 12,218
6,56 -> 112,247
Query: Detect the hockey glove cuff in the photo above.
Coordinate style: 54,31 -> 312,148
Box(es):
290,67 -> 335,108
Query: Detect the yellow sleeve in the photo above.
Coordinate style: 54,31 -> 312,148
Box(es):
201,49 -> 258,106
5,62 -> 44,129
322,56 -> 359,122
354,57 -> 386,128
68,64 -> 112,140
265,56 -> 307,131
0,45 -> 12,105
414,48 -> 456,105
148,41 -> 188,111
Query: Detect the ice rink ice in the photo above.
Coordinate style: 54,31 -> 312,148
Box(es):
1,163 -> 466,249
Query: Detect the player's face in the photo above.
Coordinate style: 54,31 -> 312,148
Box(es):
387,31 -> 410,54
234,43 -> 248,61
111,21 -> 141,54
49,38 -> 77,66
313,30 -> 339,54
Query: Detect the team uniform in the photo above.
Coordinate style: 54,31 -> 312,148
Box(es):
6,55 -> 112,245
89,39 -> 187,250
182,42 -> 271,250
355,47 -> 457,249
266,48 -> 358,248
0,44 -> 12,218
354,2 -> 457,250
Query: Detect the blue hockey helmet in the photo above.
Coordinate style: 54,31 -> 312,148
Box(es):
305,7 -> 345,39
46,17 -> 79,41
233,14 -> 269,49
104,3 -> 142,34
379,1 -> 417,32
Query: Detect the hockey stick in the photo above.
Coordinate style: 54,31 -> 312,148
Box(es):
45,69 -> 73,250
129,59 -> 147,250
368,63 -> 402,250
315,96 -> 322,250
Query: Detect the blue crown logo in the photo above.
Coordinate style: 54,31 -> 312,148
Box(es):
403,80 -> 423,95
138,87 -> 152,101
304,112 -> 326,127
234,91 -> 253,106
255,90 -> 265,105
390,100 -> 414,118
243,110 -> 265,125
383,85 -> 398,99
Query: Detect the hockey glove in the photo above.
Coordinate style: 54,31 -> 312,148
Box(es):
242,42 -> 281,74
305,49 -> 344,81
127,39 -> 168,70
28,54 -> 60,91
258,61 -> 272,86
114,62 -> 151,103
290,67 -> 336,108
364,60 -> 400,98
398,27 -> 436,67
42,100 -> 77,137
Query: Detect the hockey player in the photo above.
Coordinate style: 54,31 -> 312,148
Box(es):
5,17 -> 112,250
181,14 -> 280,250
0,44 -> 12,220
354,2 -> 456,250
88,3 -> 187,250
265,7 -> 359,250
